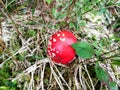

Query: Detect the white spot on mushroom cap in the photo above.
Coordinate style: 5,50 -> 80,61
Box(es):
48,52 -> 51,56
48,41 -> 52,46
50,36 -> 52,40
57,34 -> 61,37
53,38 -> 56,42
50,47 -> 56,52
48,45 -> 52,51
52,53 -> 56,57
60,37 -> 66,41
56,51 -> 59,54
62,34 -> 65,36
52,47 -> 55,51
48,50 -> 50,52
50,47 -> 52,51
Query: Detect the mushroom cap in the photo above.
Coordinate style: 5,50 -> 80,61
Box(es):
47,30 -> 77,65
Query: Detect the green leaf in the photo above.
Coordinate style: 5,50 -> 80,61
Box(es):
52,8 -> 57,18
46,0 -> 52,4
100,7 -> 107,14
69,22 -> 75,29
71,41 -> 94,59
79,21 -> 86,26
32,7 -> 35,16
113,23 -> 120,29
0,86 -> 9,90
112,60 -> 120,66
116,2 -> 120,6
95,63 -> 109,83
57,13 -> 66,20
6,0 -> 15,8
109,82 -> 118,90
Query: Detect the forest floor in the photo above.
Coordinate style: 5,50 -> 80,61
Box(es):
0,0 -> 120,90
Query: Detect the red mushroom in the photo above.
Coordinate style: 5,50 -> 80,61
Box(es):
47,30 -> 77,65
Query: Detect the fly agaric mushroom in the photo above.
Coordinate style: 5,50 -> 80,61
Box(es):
47,30 -> 77,65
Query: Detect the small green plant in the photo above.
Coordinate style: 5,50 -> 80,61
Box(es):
95,63 -> 118,90
72,41 -> 94,59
